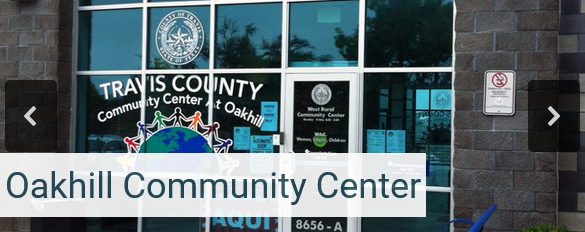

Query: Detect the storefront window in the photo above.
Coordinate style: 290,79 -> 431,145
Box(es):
216,3 -> 282,68
142,218 -> 201,232
288,1 -> 359,67
148,7 -> 210,69
76,76 -> 141,156
86,217 -> 138,231
213,74 -> 281,154
362,192 -> 450,231
80,0 -> 140,6
363,73 -> 452,187
365,0 -> 453,67
78,9 -> 142,71
76,0 -> 454,231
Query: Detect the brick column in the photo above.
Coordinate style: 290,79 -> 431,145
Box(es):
557,0 -> 585,230
0,0 -> 73,231
453,0 -> 559,231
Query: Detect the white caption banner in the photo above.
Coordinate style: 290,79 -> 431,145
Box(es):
0,153 -> 426,217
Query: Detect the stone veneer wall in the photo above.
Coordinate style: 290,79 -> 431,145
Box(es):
557,0 -> 585,230
0,0 -> 73,231
453,0 -> 559,231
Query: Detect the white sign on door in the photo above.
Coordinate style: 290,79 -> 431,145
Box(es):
483,70 -> 516,116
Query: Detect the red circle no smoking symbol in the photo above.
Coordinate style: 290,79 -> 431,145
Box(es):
491,72 -> 508,88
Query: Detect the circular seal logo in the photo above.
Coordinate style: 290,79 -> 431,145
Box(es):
156,10 -> 204,65
433,91 -> 451,109
311,84 -> 332,106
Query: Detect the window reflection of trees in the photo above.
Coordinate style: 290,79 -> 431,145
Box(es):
216,19 -> 281,68
334,0 -> 453,67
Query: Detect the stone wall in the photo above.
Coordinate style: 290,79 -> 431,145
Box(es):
453,0 -> 559,231
557,0 -> 585,230
0,0 -> 73,231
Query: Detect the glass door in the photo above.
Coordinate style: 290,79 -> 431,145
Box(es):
282,73 -> 359,232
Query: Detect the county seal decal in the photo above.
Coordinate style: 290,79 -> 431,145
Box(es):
311,84 -> 332,106
433,90 -> 451,109
156,10 -> 204,65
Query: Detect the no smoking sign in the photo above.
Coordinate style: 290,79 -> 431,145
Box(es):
491,72 -> 508,88
484,70 -> 516,116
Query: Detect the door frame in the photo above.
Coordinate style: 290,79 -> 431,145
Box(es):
281,72 -> 360,232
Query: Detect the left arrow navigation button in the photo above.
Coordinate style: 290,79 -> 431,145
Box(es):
25,106 -> 37,126
5,80 -> 57,152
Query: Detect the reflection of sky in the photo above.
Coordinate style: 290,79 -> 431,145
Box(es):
81,9 -> 142,70
366,0 -> 453,18
289,1 -> 359,62
216,3 -> 281,57
87,76 -> 140,100
80,0 -> 139,6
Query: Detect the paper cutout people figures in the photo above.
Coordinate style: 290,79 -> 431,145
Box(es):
166,107 -> 187,127
214,138 -> 233,153
218,153 -> 239,176
203,122 -> 220,139
150,111 -> 167,131
136,122 -> 152,139
186,111 -> 204,131
117,153 -> 135,172
124,137 -> 140,153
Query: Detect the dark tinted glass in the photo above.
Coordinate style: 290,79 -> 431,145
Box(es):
85,217 -> 138,231
289,1 -> 358,67
80,0 -> 140,6
365,0 -> 453,67
76,75 -> 141,159
213,74 -> 281,155
148,7 -> 210,69
149,0 -> 200,2
363,73 -> 452,187
142,218 -> 200,232
78,10 -> 142,70
362,192 -> 450,231
216,3 -> 282,68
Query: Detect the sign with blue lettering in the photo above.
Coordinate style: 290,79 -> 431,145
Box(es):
386,130 -> 405,153
261,102 -> 278,132
233,127 -> 251,150
367,130 -> 385,153
250,135 -> 273,153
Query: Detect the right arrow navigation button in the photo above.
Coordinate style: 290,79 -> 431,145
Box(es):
547,106 -> 560,126
528,80 -> 580,152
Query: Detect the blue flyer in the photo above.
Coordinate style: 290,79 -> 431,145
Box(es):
386,130 -> 405,153
250,135 -> 273,153
233,127 -> 250,150
261,102 -> 278,132
367,129 -> 386,153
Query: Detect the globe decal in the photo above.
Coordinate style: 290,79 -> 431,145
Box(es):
117,109 -> 237,175
138,127 -> 212,153
134,127 -> 214,173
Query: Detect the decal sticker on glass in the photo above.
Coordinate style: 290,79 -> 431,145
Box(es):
250,135 -> 273,153
293,81 -> 349,153
156,10 -> 205,65
311,84 -> 332,106
233,127 -> 251,150
366,129 -> 385,153
386,130 -> 405,153
260,102 -> 278,132
431,90 -> 451,110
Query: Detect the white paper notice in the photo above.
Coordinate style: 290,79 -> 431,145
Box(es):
484,70 -> 516,116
